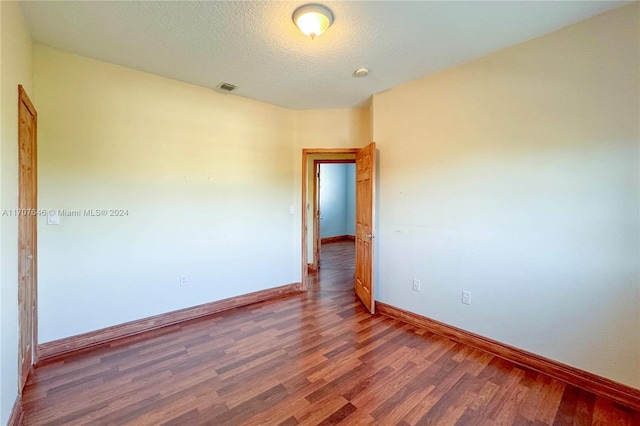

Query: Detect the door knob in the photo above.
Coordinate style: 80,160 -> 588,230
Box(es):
366,233 -> 374,239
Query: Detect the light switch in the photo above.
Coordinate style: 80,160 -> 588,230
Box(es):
47,210 -> 59,225
289,205 -> 295,215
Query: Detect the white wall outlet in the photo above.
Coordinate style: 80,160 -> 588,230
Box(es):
180,276 -> 188,287
412,279 -> 421,292
462,291 -> 471,305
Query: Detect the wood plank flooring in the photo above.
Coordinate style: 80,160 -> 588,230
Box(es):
22,241 -> 640,425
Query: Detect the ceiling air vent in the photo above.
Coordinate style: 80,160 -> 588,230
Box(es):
216,82 -> 237,93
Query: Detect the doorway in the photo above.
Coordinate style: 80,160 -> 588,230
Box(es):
307,159 -> 356,294
311,159 -> 355,272
301,144 -> 376,313
18,85 -> 38,392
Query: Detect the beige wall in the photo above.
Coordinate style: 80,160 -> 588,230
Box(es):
0,1 -> 34,422
296,109 -> 371,150
372,4 -> 639,387
35,45 -> 300,342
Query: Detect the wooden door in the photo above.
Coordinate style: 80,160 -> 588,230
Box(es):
18,85 -> 38,392
354,142 -> 375,313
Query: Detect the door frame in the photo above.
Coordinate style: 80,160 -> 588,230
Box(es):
301,149 -> 358,291
18,85 -> 38,392
311,159 -> 356,272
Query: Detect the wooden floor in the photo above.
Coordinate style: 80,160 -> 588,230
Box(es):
22,241 -> 639,425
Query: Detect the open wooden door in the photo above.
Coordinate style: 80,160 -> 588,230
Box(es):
18,85 -> 38,392
355,142 -> 375,313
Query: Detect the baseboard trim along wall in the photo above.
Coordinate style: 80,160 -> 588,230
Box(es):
320,235 -> 355,244
8,396 -> 24,426
376,301 -> 640,411
38,282 -> 303,361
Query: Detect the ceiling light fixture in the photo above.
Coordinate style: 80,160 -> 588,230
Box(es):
293,4 -> 333,40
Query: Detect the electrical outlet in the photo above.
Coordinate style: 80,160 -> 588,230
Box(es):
180,276 -> 188,287
412,279 -> 421,292
462,291 -> 471,305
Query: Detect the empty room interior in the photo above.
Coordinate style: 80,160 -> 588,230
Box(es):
1,1 -> 639,425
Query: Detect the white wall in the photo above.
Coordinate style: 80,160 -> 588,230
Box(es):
0,2 -> 33,423
372,4 -> 639,387
319,163 -> 355,239
35,46 -> 299,343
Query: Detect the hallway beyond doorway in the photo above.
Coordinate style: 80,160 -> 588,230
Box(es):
308,240 -> 355,293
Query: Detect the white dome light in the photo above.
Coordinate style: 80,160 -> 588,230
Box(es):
293,4 -> 334,40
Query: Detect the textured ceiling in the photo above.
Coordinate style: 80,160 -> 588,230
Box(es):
21,1 -> 630,110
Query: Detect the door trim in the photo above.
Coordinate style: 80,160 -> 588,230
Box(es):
301,149 -> 358,291
18,85 -> 38,392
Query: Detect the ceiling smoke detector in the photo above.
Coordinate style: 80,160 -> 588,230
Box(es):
216,82 -> 237,93
354,68 -> 369,78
